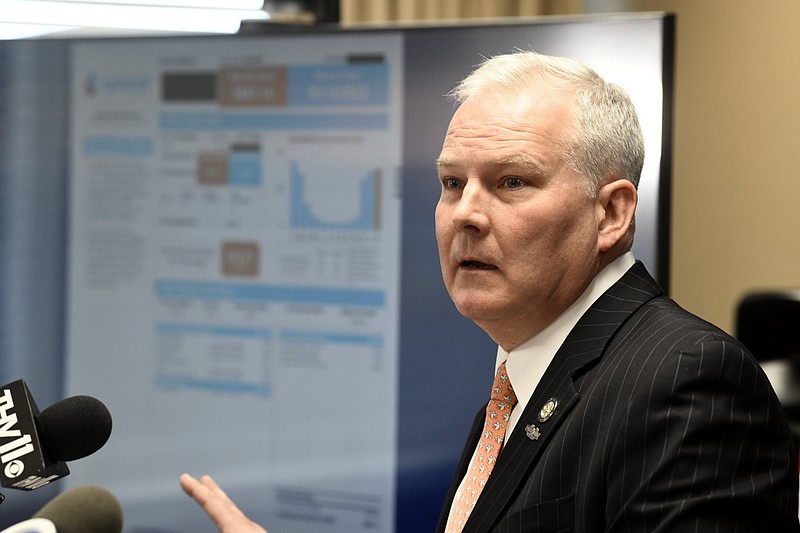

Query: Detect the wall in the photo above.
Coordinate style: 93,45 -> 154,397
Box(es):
341,0 -> 583,22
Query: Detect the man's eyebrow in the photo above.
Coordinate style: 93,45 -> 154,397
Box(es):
436,156 -> 545,171
435,157 -> 455,170
495,156 -> 546,172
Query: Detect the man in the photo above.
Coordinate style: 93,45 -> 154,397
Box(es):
181,51 -> 800,532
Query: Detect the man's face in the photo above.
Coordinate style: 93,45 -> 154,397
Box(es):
435,85 -> 604,350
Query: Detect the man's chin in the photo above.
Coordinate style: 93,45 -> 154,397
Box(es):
452,297 -> 503,323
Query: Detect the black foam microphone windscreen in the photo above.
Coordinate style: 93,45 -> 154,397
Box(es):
0,380 -> 113,490
36,396 -> 113,462
33,485 -> 123,533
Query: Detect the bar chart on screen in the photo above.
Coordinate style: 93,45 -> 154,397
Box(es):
289,160 -> 382,232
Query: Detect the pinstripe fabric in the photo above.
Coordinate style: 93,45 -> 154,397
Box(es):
437,262 -> 800,532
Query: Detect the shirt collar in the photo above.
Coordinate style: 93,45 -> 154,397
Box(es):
496,252 -> 636,415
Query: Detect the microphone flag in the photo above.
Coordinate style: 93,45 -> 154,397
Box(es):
0,380 -> 70,490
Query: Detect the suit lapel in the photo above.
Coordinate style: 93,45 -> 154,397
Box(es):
462,262 -> 662,532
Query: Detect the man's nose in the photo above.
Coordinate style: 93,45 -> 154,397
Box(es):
451,183 -> 489,234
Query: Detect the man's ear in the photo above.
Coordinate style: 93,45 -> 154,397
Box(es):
596,179 -> 638,253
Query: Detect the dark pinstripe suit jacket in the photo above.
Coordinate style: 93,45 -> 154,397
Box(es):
437,262 -> 799,532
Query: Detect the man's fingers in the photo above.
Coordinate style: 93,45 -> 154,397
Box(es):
180,473 -> 213,502
198,475 -> 233,503
180,473 -> 267,532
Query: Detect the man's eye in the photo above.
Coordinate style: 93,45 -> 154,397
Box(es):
443,177 -> 462,189
504,177 -> 524,189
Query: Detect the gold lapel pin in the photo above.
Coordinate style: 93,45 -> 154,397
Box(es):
537,397 -> 558,423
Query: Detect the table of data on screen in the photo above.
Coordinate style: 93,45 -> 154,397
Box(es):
66,34 -> 403,532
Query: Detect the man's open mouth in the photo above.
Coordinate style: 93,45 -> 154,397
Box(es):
461,260 -> 497,270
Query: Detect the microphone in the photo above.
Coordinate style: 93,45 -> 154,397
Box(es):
0,380 -> 112,491
0,485 -> 123,533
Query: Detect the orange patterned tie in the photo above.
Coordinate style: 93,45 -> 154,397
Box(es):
446,361 -> 517,532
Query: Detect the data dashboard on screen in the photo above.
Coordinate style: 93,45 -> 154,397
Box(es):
56,15 -> 673,532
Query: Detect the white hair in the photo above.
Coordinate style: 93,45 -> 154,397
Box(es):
448,51 -> 645,197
